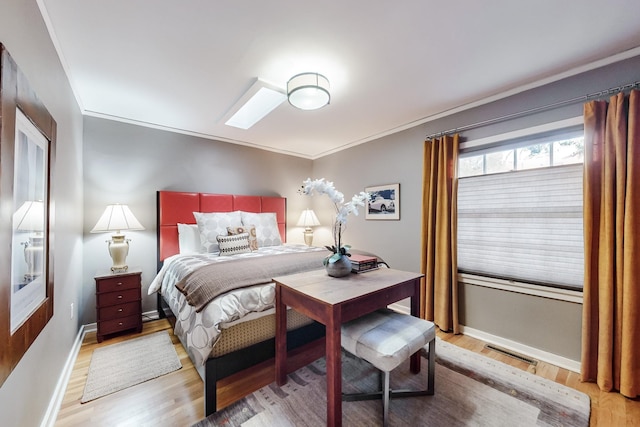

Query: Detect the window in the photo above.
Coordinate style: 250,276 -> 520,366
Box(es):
457,130 -> 584,291
459,133 -> 584,178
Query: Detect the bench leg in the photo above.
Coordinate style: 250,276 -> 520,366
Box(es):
342,337 -> 436,426
427,338 -> 435,395
383,370 -> 391,427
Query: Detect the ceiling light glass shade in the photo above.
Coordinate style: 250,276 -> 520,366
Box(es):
287,73 -> 330,110
91,204 -> 145,234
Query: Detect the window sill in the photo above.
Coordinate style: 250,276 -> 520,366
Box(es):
458,273 -> 583,304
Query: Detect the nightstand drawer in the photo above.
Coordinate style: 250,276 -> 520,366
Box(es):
96,288 -> 140,307
98,301 -> 140,321
95,268 -> 143,342
96,274 -> 140,293
98,314 -> 140,336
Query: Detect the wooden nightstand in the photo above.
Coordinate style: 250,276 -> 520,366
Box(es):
94,268 -> 143,343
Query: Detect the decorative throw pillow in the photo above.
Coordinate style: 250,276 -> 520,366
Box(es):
216,233 -> 251,256
177,223 -> 202,254
193,211 -> 243,253
240,212 -> 283,247
227,225 -> 258,251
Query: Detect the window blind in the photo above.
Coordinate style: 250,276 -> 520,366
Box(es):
457,164 -> 584,290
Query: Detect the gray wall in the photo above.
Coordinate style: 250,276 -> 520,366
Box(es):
0,0 -> 84,426
1,3 -> 637,423
313,54 -> 640,363
82,53 -> 640,364
311,125 -> 425,272
81,117 -> 313,325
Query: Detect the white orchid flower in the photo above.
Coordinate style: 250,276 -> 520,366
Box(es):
301,178 -> 370,260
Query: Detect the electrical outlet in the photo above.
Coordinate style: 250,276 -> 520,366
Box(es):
70,302 -> 74,320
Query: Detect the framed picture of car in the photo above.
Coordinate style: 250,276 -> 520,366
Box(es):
365,183 -> 400,220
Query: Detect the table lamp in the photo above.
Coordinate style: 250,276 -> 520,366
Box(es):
13,200 -> 44,281
296,209 -> 320,246
91,204 -> 144,272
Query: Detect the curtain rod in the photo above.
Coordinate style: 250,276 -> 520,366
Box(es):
425,80 -> 640,140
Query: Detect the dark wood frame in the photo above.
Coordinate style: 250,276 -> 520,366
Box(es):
155,190 -> 324,415
0,44 -> 56,387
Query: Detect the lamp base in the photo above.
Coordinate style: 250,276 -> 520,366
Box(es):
23,235 -> 44,282
303,228 -> 314,246
108,234 -> 130,272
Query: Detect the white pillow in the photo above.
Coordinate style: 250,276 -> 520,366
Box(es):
240,211 -> 282,247
193,211 -> 243,253
177,223 -> 202,254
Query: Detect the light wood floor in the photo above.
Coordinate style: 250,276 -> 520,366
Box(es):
54,319 -> 639,427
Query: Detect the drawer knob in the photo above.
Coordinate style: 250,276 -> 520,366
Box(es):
118,308 -> 123,312
118,322 -> 123,326
117,295 -> 123,299
117,282 -> 123,286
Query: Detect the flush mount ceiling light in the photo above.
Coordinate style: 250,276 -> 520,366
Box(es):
287,72 -> 330,110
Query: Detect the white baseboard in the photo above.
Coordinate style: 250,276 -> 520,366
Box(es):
388,302 -> 410,314
142,309 -> 160,322
459,325 -> 581,373
39,307 -> 580,427
40,325 -> 88,427
78,309 -> 160,334
40,310 -> 161,427
385,304 -> 581,374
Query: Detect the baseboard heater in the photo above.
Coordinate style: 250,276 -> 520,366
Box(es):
484,344 -> 538,366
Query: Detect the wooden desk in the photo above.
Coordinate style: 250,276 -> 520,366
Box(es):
274,268 -> 424,427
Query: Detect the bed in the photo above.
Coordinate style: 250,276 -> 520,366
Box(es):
150,190 -> 326,415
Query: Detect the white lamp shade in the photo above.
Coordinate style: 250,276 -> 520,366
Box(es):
13,201 -> 44,232
91,204 -> 145,234
287,73 -> 330,110
296,209 -> 321,228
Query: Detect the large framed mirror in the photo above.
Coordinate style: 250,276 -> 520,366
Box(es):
0,44 -> 56,386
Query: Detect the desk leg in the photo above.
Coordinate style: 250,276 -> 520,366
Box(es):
326,312 -> 342,427
275,284 -> 287,386
410,278 -> 422,374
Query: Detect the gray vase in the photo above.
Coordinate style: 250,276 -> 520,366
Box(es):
326,255 -> 352,278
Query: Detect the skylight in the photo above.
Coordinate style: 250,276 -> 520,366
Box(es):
223,80 -> 286,130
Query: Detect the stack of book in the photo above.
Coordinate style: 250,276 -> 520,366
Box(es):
350,254 -> 379,273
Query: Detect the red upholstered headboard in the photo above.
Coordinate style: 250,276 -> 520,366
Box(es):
156,191 -> 286,268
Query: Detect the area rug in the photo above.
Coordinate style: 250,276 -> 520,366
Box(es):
194,339 -> 590,426
81,331 -> 182,403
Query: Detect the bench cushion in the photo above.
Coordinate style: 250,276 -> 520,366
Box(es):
341,309 -> 435,372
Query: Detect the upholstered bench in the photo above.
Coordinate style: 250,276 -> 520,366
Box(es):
341,308 -> 436,426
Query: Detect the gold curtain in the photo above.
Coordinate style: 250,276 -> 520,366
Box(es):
420,134 -> 459,333
581,89 -> 639,398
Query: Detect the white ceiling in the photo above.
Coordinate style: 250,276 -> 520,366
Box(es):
38,0 -> 640,159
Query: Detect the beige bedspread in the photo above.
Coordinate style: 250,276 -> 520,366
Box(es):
175,251 -> 326,312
